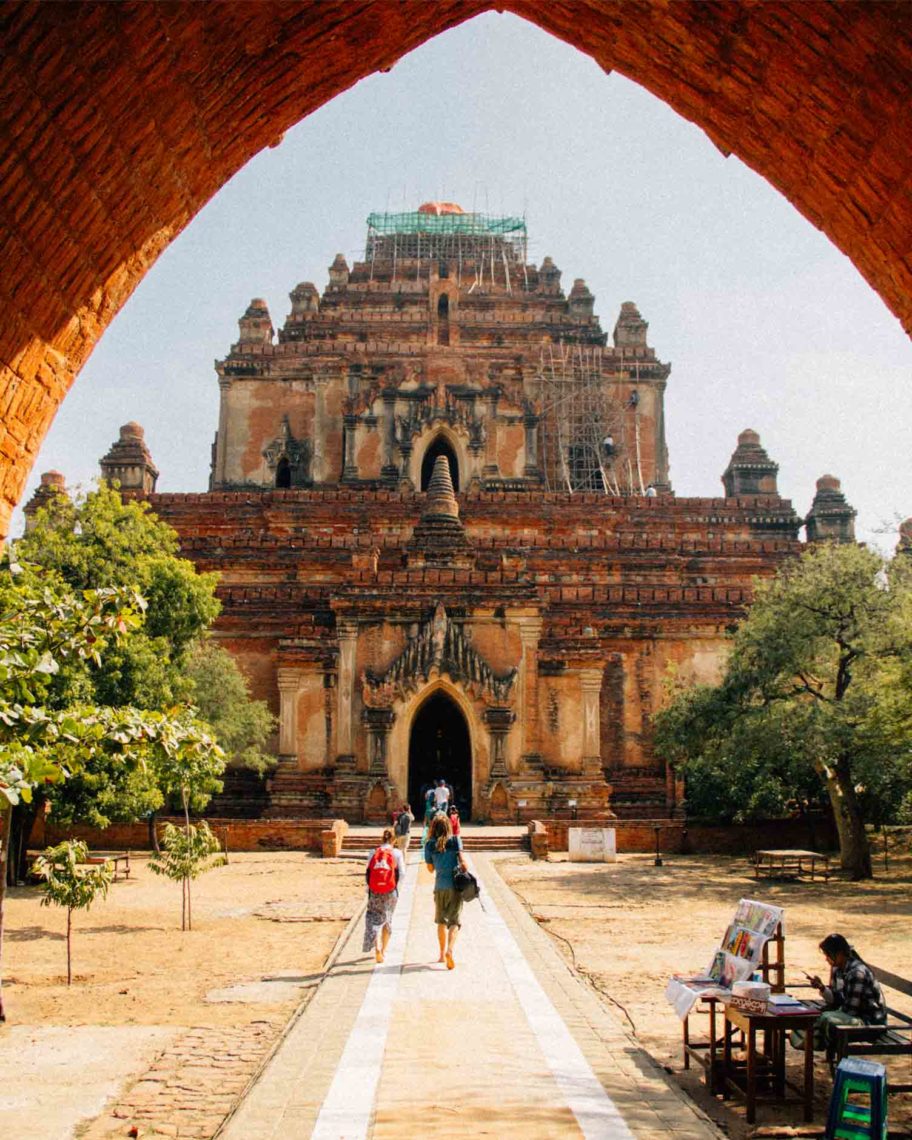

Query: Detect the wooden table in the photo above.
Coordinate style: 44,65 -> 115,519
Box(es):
753,849 -> 830,881
721,1003 -> 819,1123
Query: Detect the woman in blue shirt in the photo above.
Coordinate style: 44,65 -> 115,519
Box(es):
424,813 -> 466,970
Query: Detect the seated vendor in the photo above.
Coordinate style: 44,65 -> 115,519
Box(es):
799,932 -> 887,1052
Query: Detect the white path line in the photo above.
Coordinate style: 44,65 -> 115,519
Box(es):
475,863 -> 636,1140
310,863 -> 418,1140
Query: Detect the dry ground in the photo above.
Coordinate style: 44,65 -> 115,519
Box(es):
500,848 -> 912,1137
0,851 -> 365,1138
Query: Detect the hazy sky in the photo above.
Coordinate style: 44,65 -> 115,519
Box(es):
19,13 -> 912,550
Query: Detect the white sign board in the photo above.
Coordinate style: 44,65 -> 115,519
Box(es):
568,827 -> 617,863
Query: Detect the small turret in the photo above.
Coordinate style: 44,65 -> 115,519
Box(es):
568,278 -> 595,319
407,454 -> 470,565
328,254 -> 350,288
99,422 -> 159,493
722,429 -> 779,497
289,282 -> 319,317
238,298 -> 274,345
805,475 -> 856,544
539,256 -> 562,294
613,302 -> 648,348
22,470 -> 67,533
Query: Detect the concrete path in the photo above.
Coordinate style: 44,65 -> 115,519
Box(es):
221,853 -> 720,1139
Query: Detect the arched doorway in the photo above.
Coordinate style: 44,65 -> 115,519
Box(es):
275,456 -> 291,488
421,437 -> 459,492
408,691 -> 472,820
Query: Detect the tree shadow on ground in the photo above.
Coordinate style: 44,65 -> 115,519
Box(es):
5,925 -> 64,942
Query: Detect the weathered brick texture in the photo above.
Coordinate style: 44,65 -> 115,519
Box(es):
1,2 -> 911,535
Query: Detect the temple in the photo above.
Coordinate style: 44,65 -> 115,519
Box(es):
28,204 -> 863,823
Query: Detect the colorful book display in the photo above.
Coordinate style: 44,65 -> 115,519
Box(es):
666,897 -> 783,1018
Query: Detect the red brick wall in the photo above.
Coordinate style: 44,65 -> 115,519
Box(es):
540,816 -> 837,855
35,816 -> 337,853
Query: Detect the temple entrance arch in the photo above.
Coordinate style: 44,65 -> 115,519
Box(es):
408,690 -> 472,820
421,436 -> 459,492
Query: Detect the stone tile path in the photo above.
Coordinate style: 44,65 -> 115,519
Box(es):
221,853 -> 721,1139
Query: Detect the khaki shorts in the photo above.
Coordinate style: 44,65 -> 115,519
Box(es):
434,888 -> 463,928
394,834 -> 410,854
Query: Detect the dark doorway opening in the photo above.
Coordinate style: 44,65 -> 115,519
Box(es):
275,456 -> 291,488
437,293 -> 450,345
421,437 -> 459,492
408,691 -> 472,820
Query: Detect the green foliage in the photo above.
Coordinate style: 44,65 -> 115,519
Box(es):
34,839 -> 113,913
654,543 -> 912,879
148,821 -> 224,884
148,821 -> 224,930
185,642 -> 276,774
15,483 -> 220,709
11,484 -> 222,826
33,839 -> 114,985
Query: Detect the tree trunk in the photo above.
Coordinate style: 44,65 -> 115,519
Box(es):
66,907 -> 72,985
11,797 -> 40,884
0,804 -> 11,1020
182,790 -> 190,932
825,762 -> 873,880
148,811 -> 160,854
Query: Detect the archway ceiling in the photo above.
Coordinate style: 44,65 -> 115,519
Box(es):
1,1 -> 910,535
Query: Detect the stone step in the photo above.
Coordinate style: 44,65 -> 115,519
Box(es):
341,833 -> 528,852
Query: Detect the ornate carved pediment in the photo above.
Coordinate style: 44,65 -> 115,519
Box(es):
362,602 -> 516,706
263,416 -> 310,483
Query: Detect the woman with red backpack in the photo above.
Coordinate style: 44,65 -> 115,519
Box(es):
362,827 -> 405,964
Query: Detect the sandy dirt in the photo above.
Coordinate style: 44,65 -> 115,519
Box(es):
0,851 -> 366,1137
499,849 -> 912,1136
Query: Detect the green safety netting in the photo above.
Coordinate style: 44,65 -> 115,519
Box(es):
366,211 -> 526,237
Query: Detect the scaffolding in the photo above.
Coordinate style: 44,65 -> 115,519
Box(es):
365,211 -> 528,288
536,343 -> 643,495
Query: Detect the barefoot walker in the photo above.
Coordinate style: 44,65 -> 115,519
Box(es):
424,813 -> 467,970
363,828 -> 405,964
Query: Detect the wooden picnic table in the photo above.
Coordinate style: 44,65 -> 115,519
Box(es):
753,849 -> 830,882
84,851 -> 131,880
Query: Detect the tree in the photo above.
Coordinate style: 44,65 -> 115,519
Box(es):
33,840 -> 113,984
0,569 -> 145,1019
12,484 -> 221,832
654,543 -> 912,880
15,482 -> 220,710
185,641 -> 276,774
148,821 -> 223,931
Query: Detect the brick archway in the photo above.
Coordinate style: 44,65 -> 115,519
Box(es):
2,1 -> 911,536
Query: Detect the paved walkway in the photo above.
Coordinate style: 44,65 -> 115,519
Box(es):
221,853 -> 720,1139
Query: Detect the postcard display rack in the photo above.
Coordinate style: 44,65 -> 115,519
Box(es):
667,898 -> 785,1090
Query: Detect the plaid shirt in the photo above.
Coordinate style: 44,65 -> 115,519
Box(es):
828,957 -> 886,1024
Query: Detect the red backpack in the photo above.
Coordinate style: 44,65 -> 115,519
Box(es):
367,846 -> 398,894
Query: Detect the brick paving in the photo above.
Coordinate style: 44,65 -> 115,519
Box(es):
80,1019 -> 284,1139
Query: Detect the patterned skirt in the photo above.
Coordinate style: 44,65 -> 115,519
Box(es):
362,888 -> 399,951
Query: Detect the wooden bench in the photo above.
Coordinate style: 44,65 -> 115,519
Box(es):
830,965 -> 912,1094
84,851 -> 131,880
753,849 -> 831,882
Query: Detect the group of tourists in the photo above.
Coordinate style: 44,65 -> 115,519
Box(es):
362,795 -> 468,970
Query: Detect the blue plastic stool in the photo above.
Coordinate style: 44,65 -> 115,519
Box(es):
825,1057 -> 888,1140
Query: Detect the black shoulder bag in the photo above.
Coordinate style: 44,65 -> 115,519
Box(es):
453,855 -> 480,903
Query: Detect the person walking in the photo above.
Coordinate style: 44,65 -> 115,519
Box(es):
424,812 -> 466,970
433,778 -> 450,813
362,828 -> 405,964
393,803 -> 413,855
447,805 -> 461,837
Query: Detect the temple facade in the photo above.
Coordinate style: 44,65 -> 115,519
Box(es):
29,204 -> 862,823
